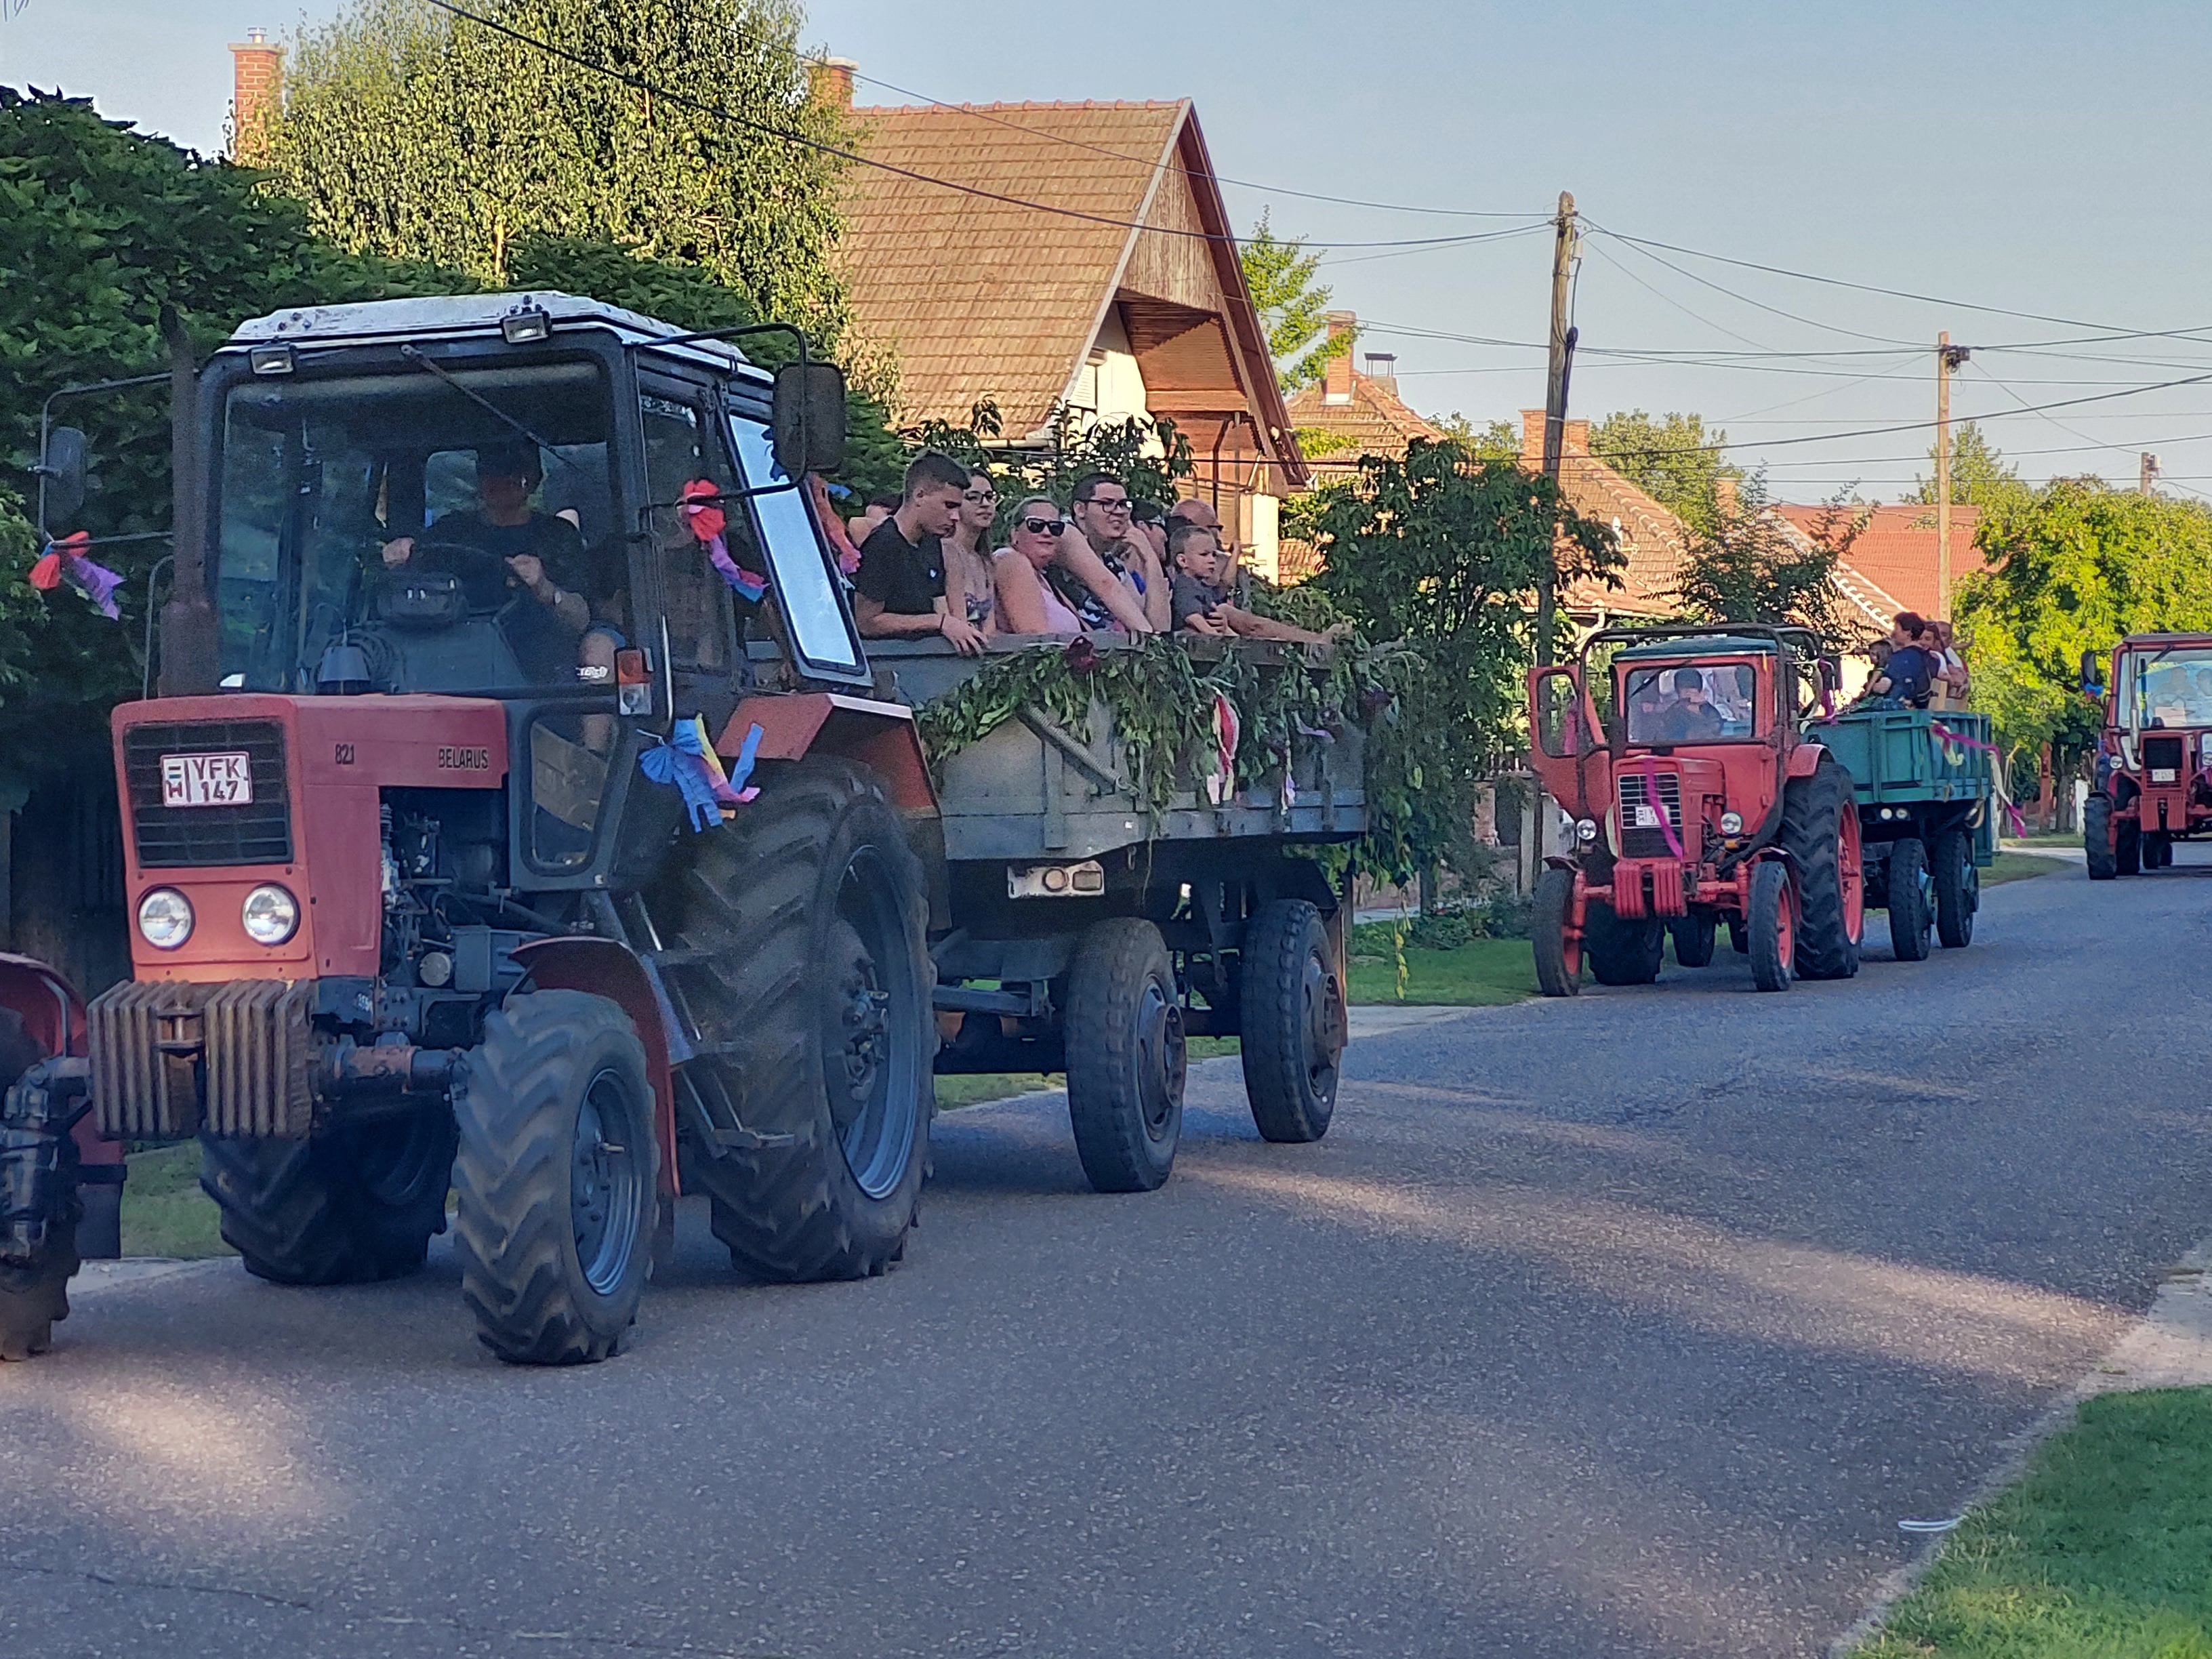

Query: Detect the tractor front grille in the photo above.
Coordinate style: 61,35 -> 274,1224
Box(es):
123,720 -> 292,868
2144,735 -> 2186,776
1618,771 -> 1685,859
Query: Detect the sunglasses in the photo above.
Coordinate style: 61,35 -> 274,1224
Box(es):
1019,517 -> 1065,535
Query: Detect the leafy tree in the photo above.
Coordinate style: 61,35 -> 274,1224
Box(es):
1675,475 -> 1860,644
1589,409 -> 1744,534
0,89 -> 454,803
1239,211 -> 1347,392
1956,480 -> 2212,764
1297,439 -> 1622,880
1911,419 -> 2028,511
1433,414 -> 1521,463
270,0 -> 852,335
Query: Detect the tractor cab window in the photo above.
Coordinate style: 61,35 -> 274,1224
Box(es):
216,359 -> 618,695
726,415 -> 867,683
639,392 -> 737,675
2120,648 -> 2212,728
1622,660 -> 1759,745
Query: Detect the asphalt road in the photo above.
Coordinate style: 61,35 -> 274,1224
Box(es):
9,852 -> 2212,1658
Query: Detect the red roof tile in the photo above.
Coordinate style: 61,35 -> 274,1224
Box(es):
1774,503 -> 1984,628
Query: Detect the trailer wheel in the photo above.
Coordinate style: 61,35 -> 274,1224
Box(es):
1668,914 -> 1717,968
454,991 -> 657,1365
1532,867 -> 1582,997
200,1110 -> 455,1286
1065,919 -> 1186,1193
1585,902 -> 1663,985
655,759 -> 933,1281
2116,816 -> 2142,876
1887,837 -> 1933,960
1932,828 -> 1978,948
1781,758 -> 1862,980
0,1013 -> 79,1361
2085,794 -> 2116,880
1240,900 -> 1345,1144
1747,861 -> 1795,993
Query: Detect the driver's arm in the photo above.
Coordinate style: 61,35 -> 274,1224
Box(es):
382,537 -> 415,567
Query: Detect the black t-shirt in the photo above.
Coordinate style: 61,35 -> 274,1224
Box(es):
414,510 -> 593,611
1883,644 -> 1935,705
855,516 -> 945,617
1657,699 -> 1725,742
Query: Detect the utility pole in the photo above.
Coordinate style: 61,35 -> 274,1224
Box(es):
2141,453 -> 2161,495
1934,333 -> 1970,620
1538,191 -> 1578,666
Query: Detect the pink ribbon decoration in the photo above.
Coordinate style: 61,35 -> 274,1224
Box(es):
1634,756 -> 1687,860
808,473 -> 863,577
30,531 -> 123,620
680,479 -> 769,603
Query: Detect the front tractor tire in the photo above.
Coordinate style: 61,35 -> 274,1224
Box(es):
660,758 -> 933,1282
1746,860 -> 1797,993
1532,866 -> 1582,998
1066,918 -> 1187,1192
2084,793 -> 2117,880
2116,815 -> 2143,876
1240,899 -> 1346,1145
454,990 -> 659,1365
1668,914 -> 1718,968
1780,758 -> 1862,981
201,1111 -> 456,1287
1585,901 -> 1663,986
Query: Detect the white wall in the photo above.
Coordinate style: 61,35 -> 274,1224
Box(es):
1069,309 -> 1151,426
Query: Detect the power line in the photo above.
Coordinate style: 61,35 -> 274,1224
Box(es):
1589,223 -> 1922,348
415,1 -> 1531,253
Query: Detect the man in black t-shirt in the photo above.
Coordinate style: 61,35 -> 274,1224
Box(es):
382,443 -> 595,630
853,451 -> 984,655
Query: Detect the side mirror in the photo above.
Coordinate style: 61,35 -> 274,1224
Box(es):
772,361 -> 847,478
1533,668 -> 1586,759
2081,648 -> 2104,697
37,426 -> 87,535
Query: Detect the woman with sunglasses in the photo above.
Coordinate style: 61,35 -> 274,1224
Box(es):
992,497 -> 1087,634
942,468 -> 1001,636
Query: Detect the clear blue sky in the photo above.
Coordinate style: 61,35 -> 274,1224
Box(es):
12,0 -> 2212,503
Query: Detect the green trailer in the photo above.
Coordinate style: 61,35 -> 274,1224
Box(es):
1812,705 -> 1996,960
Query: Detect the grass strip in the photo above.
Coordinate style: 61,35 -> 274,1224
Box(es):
1347,938 -> 1537,1008
121,1143 -> 233,1260
935,1036 -> 1240,1111
1855,1387 -> 2212,1658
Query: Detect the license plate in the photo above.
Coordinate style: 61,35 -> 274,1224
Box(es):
1633,804 -> 1664,828
160,752 -> 253,808
2152,767 -> 2177,784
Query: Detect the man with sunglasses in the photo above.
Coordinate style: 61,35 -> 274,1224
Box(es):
1068,472 -> 1171,632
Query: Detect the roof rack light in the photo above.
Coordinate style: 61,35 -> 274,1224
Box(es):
501,306 -> 553,345
248,344 -> 295,376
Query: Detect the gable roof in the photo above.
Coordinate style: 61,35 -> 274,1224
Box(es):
1518,411 -> 1689,617
1284,369 -> 1446,466
840,98 -> 1300,483
1774,503 -> 1984,632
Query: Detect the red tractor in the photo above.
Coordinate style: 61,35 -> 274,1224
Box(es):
2083,632 -> 2212,877
0,296 -> 937,1363
1525,626 -> 1863,994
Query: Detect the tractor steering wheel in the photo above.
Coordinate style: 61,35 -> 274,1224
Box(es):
398,536 -> 525,614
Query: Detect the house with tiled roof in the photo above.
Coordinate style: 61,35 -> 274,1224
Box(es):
1517,411 -> 1689,619
1773,503 -> 1984,638
827,70 -> 1306,576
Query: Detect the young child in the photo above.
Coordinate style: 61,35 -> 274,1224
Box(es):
1168,523 -> 1233,635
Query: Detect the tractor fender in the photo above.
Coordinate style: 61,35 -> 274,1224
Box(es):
720,693 -> 938,817
0,955 -> 114,1172
1784,741 -> 1828,779
509,937 -> 680,1198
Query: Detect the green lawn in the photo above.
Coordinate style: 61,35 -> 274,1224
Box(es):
1347,938 -> 1538,1008
934,1036 -> 1240,1111
121,1143 -> 232,1259
1987,851 -> 2070,886
1854,1388 -> 2212,1658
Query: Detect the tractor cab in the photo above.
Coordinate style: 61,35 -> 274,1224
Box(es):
1527,625 -> 1860,996
2085,632 -> 2212,875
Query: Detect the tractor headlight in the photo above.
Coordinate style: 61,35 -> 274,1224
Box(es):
137,888 -> 194,950
241,884 -> 300,946
1576,817 -> 1599,843
1719,811 -> 1744,836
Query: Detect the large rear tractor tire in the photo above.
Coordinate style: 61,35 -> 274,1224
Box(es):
1585,902 -> 1664,986
2084,793 -> 2117,880
0,1010 -> 77,1361
1932,828 -> 1979,948
1066,919 -> 1187,1192
454,991 -> 658,1365
1240,900 -> 1345,1145
201,1110 -> 455,1286
1887,837 -> 1933,961
1532,867 -> 1582,997
1668,913 -> 1718,968
2116,816 -> 2142,876
1746,861 -> 1797,993
1780,758 -> 1862,980
657,758 -> 933,1281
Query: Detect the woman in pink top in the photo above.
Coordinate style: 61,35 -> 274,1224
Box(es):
994,497 -> 1086,634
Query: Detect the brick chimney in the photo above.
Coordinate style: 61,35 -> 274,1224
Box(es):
1714,475 -> 1740,518
808,56 -> 857,110
228,28 -> 283,163
1321,310 -> 1357,405
1520,410 -> 1591,466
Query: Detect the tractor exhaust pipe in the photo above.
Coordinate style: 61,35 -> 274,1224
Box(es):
157,305 -> 218,699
